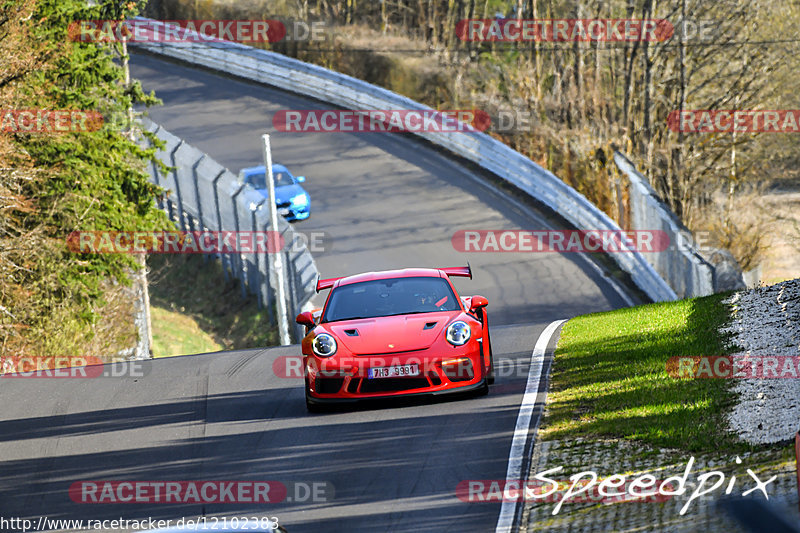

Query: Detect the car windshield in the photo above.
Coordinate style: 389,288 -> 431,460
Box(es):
322,276 -> 460,322
245,170 -> 295,188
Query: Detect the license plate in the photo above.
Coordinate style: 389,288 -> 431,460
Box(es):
278,208 -> 290,216
368,364 -> 420,379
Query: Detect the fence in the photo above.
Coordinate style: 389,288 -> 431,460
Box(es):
130,17 -> 677,302
140,118 -> 319,342
613,152 -> 715,298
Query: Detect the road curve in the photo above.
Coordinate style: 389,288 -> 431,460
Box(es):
0,53 -> 635,533
129,53 -> 635,324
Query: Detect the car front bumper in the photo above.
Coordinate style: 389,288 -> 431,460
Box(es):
306,376 -> 489,405
305,346 -> 487,402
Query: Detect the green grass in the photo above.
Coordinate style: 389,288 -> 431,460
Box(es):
147,255 -> 278,356
150,306 -> 222,358
540,292 -> 755,453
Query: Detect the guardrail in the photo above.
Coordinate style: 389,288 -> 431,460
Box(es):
131,17 -> 676,302
613,152 -> 715,298
140,118 -> 319,341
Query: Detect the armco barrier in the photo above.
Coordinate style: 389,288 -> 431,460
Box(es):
130,18 -> 676,302
140,118 -> 319,341
613,152 -> 714,298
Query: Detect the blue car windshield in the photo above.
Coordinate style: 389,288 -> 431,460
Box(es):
246,171 -> 294,189
322,277 -> 460,323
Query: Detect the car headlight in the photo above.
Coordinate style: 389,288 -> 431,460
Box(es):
445,321 -> 471,346
291,193 -> 309,207
312,333 -> 337,357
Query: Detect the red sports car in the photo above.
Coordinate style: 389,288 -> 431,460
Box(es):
296,266 -> 493,411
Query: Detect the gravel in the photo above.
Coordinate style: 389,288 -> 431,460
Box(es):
723,278 -> 800,444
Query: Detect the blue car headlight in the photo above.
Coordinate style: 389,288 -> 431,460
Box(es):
291,193 -> 309,207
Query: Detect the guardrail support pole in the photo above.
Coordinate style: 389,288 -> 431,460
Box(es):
263,134 -> 291,346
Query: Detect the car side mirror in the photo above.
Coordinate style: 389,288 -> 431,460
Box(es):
296,311 -> 316,327
296,176 -> 306,183
470,295 -> 488,312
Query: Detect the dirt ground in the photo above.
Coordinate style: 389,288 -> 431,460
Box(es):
756,189 -> 800,283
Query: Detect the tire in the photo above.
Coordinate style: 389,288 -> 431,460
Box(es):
306,394 -> 324,413
485,322 -> 495,385
305,376 -> 324,413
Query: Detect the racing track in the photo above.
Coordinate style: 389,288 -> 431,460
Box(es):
0,54 -> 641,533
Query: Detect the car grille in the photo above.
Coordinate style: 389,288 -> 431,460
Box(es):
277,200 -> 292,208
315,377 -> 344,394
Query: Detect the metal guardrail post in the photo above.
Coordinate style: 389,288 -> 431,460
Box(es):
191,155 -> 205,238
148,129 -> 165,211
229,183 -> 247,301
286,244 -> 302,343
211,169 -> 229,281
169,141 -> 187,232
249,198 -> 266,311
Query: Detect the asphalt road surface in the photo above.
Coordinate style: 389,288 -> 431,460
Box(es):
0,53 -> 638,533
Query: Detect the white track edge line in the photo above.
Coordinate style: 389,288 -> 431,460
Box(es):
495,319 -> 567,533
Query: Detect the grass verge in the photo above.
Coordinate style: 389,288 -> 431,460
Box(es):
539,292 -> 759,453
147,254 -> 278,357
150,306 -> 222,358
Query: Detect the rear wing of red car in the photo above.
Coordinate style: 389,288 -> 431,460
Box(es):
316,276 -> 344,292
440,265 -> 472,279
316,265 -> 472,292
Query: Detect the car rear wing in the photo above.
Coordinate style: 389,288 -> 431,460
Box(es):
316,276 -> 345,292
440,265 -> 472,279
316,265 -> 471,291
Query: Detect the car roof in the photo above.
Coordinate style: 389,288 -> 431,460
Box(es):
334,268 -> 446,289
241,164 -> 289,175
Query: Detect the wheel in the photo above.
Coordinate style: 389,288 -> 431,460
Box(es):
305,376 -> 324,413
484,315 -> 495,385
306,394 -> 324,413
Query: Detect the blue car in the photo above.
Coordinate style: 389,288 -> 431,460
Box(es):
240,164 -> 310,221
